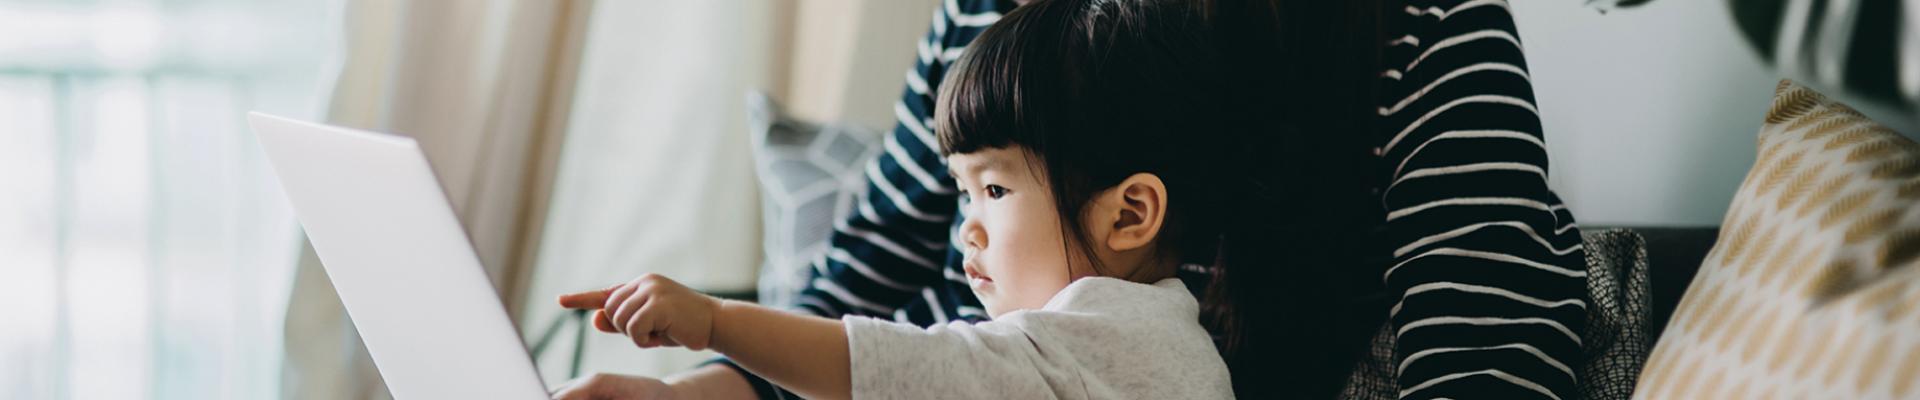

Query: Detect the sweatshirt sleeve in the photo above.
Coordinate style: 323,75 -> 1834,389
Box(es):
1375,1 -> 1587,399
843,316 -> 1059,399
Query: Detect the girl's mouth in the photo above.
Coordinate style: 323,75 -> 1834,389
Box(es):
963,262 -> 993,289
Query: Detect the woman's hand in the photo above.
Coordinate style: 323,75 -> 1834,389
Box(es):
550,373 -> 680,400
557,274 -> 721,350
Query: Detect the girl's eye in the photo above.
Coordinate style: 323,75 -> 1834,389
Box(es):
984,185 -> 1009,199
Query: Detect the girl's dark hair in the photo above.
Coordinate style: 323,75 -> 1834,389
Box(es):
935,0 -> 1392,398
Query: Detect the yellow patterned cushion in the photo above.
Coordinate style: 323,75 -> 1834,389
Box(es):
1633,80 -> 1920,399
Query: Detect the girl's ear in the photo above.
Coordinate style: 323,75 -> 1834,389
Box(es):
1097,173 -> 1168,252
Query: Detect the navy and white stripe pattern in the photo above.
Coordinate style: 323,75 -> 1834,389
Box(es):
717,0 -> 1586,399
1379,1 -> 1586,399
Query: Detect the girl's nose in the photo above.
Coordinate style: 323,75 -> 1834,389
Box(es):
959,217 -> 987,253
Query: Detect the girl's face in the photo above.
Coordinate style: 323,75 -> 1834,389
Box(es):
948,146 -> 1089,318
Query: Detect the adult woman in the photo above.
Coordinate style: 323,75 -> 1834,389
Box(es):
554,0 -> 1585,399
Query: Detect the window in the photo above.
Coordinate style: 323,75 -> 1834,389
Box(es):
0,1 -> 340,398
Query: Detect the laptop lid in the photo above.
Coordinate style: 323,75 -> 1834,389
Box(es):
248,112 -> 546,399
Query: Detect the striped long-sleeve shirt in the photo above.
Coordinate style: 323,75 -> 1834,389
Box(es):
714,0 -> 1586,398
1375,1 -> 1586,399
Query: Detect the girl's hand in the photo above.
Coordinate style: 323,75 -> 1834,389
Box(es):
557,274 -> 721,350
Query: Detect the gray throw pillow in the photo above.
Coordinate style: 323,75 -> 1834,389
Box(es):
745,91 -> 882,309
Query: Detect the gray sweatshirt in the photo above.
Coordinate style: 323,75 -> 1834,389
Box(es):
844,277 -> 1236,399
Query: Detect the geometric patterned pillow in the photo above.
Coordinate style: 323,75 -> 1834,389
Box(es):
1338,229 -> 1655,400
1632,80 -> 1920,399
1577,229 -> 1655,400
745,91 -> 881,309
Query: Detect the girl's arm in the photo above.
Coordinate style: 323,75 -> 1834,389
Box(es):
560,274 -> 851,400
709,300 -> 850,400
564,274 -> 1064,400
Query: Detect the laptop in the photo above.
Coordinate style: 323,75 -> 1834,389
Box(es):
248,112 -> 548,399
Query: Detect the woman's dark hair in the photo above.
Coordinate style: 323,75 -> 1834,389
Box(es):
934,0 -> 1392,398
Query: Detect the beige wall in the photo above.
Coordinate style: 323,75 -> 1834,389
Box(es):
782,0 -> 938,130
1516,1 -> 1918,226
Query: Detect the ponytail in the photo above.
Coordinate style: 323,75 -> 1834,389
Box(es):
1202,159 -> 1393,399
1199,0 -> 1396,398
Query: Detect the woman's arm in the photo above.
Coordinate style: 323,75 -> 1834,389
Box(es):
549,365 -> 755,400
666,364 -> 759,400
1375,0 -> 1586,399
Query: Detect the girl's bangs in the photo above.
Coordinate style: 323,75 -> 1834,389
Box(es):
932,3 -> 1070,157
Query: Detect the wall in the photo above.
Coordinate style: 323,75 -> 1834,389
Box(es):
1514,0 -> 1918,226
784,0 -> 939,130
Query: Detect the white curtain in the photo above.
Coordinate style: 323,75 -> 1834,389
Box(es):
515,0 -> 941,382
277,0 -> 588,398
514,0 -> 780,382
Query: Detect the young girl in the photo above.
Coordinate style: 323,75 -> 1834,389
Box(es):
556,0 -> 1267,398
